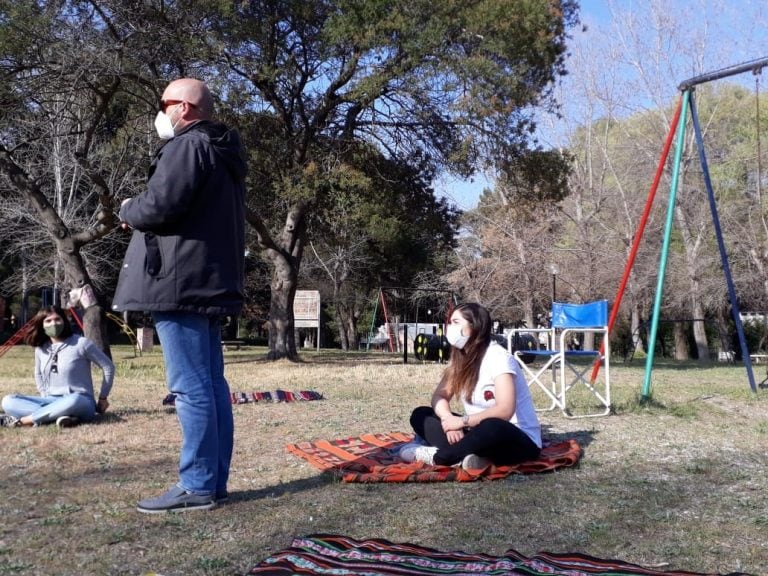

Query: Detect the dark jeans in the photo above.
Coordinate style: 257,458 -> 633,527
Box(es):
410,405 -> 540,466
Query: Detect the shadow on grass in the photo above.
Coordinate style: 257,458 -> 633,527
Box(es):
620,356 -> 754,371
613,394 -> 669,415
541,425 -> 597,450
223,349 -> 408,368
227,475 -> 332,503
92,407 -> 180,422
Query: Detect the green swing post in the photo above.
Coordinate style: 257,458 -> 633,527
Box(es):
641,90 -> 691,400
366,290 -> 381,352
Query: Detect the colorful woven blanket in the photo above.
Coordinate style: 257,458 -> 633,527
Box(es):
231,390 -> 324,404
286,432 -> 581,482
250,534 -> 746,575
162,390 -> 323,407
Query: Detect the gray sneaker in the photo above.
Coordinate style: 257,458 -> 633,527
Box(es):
0,414 -> 19,428
461,453 -> 493,471
137,485 -> 216,514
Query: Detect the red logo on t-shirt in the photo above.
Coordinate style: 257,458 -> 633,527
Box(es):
484,390 -> 495,401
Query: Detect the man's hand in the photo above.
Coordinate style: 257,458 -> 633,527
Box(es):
96,397 -> 110,414
120,198 -> 132,230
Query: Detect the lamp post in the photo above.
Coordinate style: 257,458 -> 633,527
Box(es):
549,263 -> 558,305
549,263 -> 559,350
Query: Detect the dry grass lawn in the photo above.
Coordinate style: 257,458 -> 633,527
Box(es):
0,344 -> 766,575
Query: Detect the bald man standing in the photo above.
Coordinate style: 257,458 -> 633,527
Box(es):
113,78 -> 247,513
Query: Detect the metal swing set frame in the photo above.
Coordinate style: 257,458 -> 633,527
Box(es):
510,56 -> 768,416
592,56 -> 768,400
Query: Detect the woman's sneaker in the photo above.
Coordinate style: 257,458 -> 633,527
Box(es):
0,414 -> 19,428
394,438 -> 425,460
461,454 -> 492,471
400,445 -> 438,465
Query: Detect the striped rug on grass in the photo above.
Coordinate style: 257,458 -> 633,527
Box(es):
250,534 -> 748,575
286,432 -> 581,482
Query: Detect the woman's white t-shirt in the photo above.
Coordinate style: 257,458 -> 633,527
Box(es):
460,341 -> 542,448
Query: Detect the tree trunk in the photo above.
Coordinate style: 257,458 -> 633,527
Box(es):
687,287 -> 709,362
582,331 -> 595,351
333,281 -> 350,351
57,238 -> 111,352
336,305 -> 350,351
345,313 -> 359,350
248,204 -> 306,361
673,203 -> 710,363
266,258 -> 299,360
673,322 -> 690,360
523,296 -> 536,330
631,303 -> 645,355
21,249 -> 30,323
692,318 -> 710,362
715,304 -> 734,361
0,149 -> 113,355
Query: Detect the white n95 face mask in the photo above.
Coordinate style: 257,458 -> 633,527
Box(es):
154,111 -> 178,140
445,323 -> 469,349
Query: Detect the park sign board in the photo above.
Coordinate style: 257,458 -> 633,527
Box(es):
294,290 -> 320,327
294,290 -> 321,350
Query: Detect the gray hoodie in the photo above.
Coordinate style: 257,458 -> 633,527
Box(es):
35,335 -> 115,399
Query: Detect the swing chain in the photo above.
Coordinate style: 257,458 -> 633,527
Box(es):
755,66 -> 763,205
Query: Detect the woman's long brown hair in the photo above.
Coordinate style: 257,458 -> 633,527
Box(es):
23,305 -> 74,348
443,303 -> 492,402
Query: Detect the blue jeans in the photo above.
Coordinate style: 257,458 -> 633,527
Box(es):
153,312 -> 234,497
1,392 -> 96,424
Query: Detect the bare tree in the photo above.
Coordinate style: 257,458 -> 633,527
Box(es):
0,1 -> 206,349
538,0 -> 768,361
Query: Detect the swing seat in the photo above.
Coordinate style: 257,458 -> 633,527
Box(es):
508,301 -> 611,418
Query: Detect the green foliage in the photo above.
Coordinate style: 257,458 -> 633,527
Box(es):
210,0 -> 579,177
309,145 -> 459,288
742,319 -> 768,353
496,148 -> 572,206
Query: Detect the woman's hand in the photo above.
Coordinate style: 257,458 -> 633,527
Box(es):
440,414 -> 465,433
96,397 -> 110,414
446,429 -> 465,444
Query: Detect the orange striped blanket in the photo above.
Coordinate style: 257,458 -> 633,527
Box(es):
286,432 -> 582,482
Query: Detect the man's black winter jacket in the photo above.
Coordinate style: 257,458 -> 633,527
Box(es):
112,121 -> 247,316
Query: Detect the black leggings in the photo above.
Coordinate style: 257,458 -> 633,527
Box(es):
409,406 -> 540,466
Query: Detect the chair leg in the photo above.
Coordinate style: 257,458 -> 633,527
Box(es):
514,353 -> 563,412
559,355 -> 611,418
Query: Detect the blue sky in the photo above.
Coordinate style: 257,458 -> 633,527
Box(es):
436,1 -> 612,209
437,0 -> 768,209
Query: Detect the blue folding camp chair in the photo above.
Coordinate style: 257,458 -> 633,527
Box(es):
508,300 -> 611,418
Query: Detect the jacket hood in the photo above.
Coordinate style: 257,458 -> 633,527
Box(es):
183,121 -> 248,181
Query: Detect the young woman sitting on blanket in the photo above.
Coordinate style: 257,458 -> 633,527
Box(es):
401,302 -> 541,470
0,305 -> 114,429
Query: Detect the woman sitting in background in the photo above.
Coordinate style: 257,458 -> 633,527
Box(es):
401,302 -> 541,470
0,305 -> 114,428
